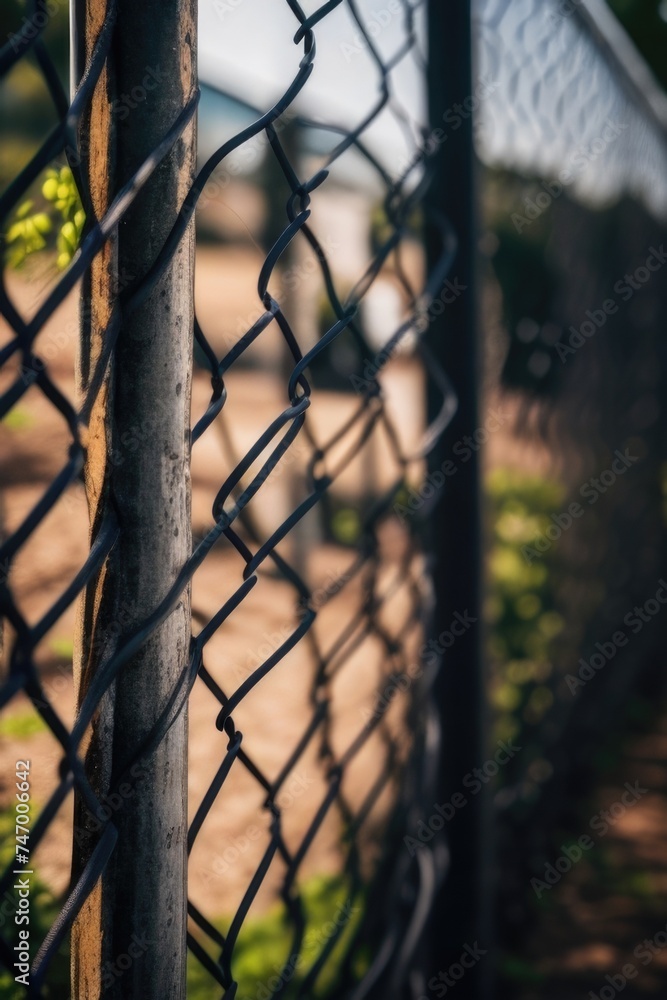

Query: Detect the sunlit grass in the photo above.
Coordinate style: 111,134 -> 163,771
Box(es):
1,407 -> 34,431
187,874 -> 366,999
0,709 -> 48,739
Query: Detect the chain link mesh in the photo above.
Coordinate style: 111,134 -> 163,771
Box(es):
0,1 -> 458,996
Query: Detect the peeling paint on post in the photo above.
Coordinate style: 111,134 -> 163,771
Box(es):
71,2 -> 196,998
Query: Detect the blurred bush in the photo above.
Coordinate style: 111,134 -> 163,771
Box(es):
187,875 -> 365,999
4,166 -> 84,271
486,467 -> 565,748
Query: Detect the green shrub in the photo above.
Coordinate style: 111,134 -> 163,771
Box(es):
486,468 -> 565,744
187,874 -> 364,999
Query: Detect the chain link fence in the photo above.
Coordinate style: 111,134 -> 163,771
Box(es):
0,1 -> 462,997
473,0 -> 667,976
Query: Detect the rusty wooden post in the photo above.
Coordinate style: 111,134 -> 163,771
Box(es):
71,1 -> 196,997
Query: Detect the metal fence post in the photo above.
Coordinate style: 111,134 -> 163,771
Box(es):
70,2 -> 196,998
425,1 -> 490,995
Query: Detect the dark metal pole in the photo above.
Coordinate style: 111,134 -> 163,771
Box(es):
71,2 -> 196,997
425,2 -> 489,996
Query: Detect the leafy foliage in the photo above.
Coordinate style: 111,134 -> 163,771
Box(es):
0,810 -> 361,1000
187,874 -> 365,999
4,166 -> 84,271
0,809 -> 67,1000
486,468 -> 565,745
0,710 -> 47,740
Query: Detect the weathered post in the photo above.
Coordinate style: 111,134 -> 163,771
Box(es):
71,2 -> 196,997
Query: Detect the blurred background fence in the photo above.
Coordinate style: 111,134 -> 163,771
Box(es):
474,0 -> 667,974
1,1 -> 667,999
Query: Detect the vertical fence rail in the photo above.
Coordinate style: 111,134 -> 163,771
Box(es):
425,2 -> 489,995
70,2 -> 196,997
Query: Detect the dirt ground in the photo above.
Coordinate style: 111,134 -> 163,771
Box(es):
0,254 -> 421,930
3,251 -> 664,996
506,711 -> 667,998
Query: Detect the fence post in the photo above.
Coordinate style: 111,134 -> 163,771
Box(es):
71,2 -> 196,998
425,2 -> 490,996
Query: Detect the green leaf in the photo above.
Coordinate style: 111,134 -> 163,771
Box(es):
15,199 -> 34,219
42,176 -> 59,201
31,212 -> 52,235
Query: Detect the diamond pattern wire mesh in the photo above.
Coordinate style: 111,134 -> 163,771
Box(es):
473,0 -> 667,945
0,0 -> 458,996
475,0 -> 667,214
